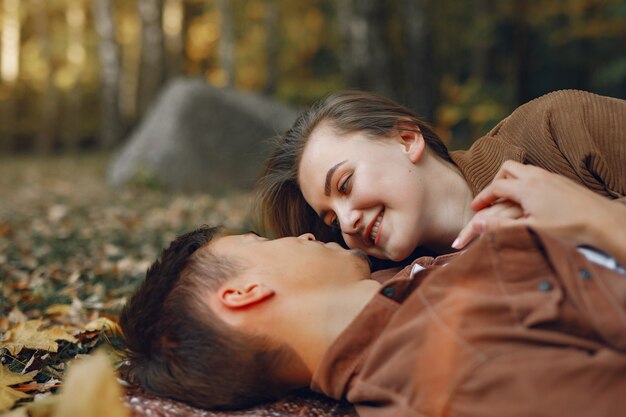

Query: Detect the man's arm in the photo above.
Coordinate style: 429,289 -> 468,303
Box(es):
454,161 -> 626,266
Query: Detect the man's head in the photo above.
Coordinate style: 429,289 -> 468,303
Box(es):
120,226 -> 377,410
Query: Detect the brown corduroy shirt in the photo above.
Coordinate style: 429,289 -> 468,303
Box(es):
311,226 -> 626,417
449,89 -> 626,204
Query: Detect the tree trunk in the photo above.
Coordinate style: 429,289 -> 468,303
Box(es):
91,0 -> 122,148
337,0 -> 394,98
30,0 -> 58,153
0,0 -> 20,151
137,0 -> 165,115
216,0 -> 235,87
64,0 -> 86,151
471,0 -> 490,83
401,0 -> 435,119
264,0 -> 278,95
163,0 -> 184,79
512,0 -> 530,105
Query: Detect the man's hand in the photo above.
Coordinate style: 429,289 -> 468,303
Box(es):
452,161 -> 626,266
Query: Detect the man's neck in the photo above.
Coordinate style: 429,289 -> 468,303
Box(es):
274,279 -> 381,386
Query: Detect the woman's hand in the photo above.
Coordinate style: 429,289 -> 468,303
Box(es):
452,161 -> 626,266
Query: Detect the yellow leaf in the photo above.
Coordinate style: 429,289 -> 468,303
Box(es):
0,366 -> 34,413
44,304 -> 72,316
2,320 -> 78,355
52,351 -> 130,417
3,392 -> 58,417
83,317 -> 123,337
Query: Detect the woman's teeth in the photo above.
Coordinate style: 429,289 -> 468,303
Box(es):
370,211 -> 383,243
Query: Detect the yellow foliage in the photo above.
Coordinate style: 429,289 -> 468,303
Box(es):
2,319 -> 77,356
0,366 -> 34,413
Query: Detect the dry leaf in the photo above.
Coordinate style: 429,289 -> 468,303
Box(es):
0,366 -> 34,413
51,351 -> 130,417
83,317 -> 123,336
1,391 -> 57,417
2,320 -> 77,355
43,305 -> 72,317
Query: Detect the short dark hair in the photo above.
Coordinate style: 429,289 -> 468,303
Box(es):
120,226 -> 295,410
253,90 -> 450,242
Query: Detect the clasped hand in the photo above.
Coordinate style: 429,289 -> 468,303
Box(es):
453,161 -> 626,266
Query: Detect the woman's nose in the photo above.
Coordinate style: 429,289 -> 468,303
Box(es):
298,233 -> 316,241
338,207 -> 362,234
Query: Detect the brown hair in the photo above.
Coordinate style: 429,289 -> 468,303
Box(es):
120,226 -> 295,410
254,90 -> 450,242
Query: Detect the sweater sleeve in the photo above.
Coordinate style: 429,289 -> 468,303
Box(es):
492,90 -> 626,199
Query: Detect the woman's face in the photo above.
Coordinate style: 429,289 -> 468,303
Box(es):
298,122 -> 429,261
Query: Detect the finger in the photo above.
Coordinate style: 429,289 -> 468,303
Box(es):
452,217 -> 484,249
453,202 -> 524,249
496,160 -> 539,179
471,179 -> 526,211
478,215 -> 522,234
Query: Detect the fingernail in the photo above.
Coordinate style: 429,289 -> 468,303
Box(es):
451,237 -> 461,249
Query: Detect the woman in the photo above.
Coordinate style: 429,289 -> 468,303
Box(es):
254,89 -> 626,264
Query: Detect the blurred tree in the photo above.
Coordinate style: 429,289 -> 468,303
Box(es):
137,0 -> 165,114
337,0 -> 394,98
118,4 -> 141,125
264,0 -> 278,95
92,0 -> 122,147
0,0 -> 20,150
400,0 -> 435,119
163,0 -> 184,78
64,0 -> 87,150
30,0 -> 58,153
216,0 -> 235,86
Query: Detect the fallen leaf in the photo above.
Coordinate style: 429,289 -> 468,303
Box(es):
43,305 -> 72,317
11,379 -> 61,392
51,351 -> 130,417
83,317 -> 123,337
2,320 -> 77,355
0,366 -> 34,413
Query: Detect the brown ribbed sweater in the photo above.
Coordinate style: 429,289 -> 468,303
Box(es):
450,90 -> 626,204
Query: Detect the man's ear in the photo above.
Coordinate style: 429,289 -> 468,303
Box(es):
396,122 -> 425,164
218,283 -> 275,309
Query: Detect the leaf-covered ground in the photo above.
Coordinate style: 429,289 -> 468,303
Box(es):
0,154 -> 252,413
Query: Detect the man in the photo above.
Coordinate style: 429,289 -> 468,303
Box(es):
120,223 -> 626,416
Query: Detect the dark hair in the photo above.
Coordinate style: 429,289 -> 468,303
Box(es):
253,90 -> 450,243
119,226 -> 295,410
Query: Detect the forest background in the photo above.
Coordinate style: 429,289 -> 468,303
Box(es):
1,0 -> 625,153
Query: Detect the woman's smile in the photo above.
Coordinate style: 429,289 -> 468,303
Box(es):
367,208 -> 384,245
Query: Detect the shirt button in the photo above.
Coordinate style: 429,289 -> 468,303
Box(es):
579,268 -> 592,280
382,287 -> 395,298
537,280 -> 553,292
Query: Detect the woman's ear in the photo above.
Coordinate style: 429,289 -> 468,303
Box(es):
396,122 -> 425,164
219,283 -> 275,309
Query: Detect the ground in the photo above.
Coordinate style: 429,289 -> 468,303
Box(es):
0,154 -> 253,414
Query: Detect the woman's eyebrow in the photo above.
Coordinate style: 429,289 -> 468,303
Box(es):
325,160 -> 348,196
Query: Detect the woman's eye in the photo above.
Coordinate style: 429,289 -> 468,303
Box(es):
338,174 -> 352,194
330,216 -> 340,229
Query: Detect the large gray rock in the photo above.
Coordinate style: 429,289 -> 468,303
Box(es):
107,78 -> 298,192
